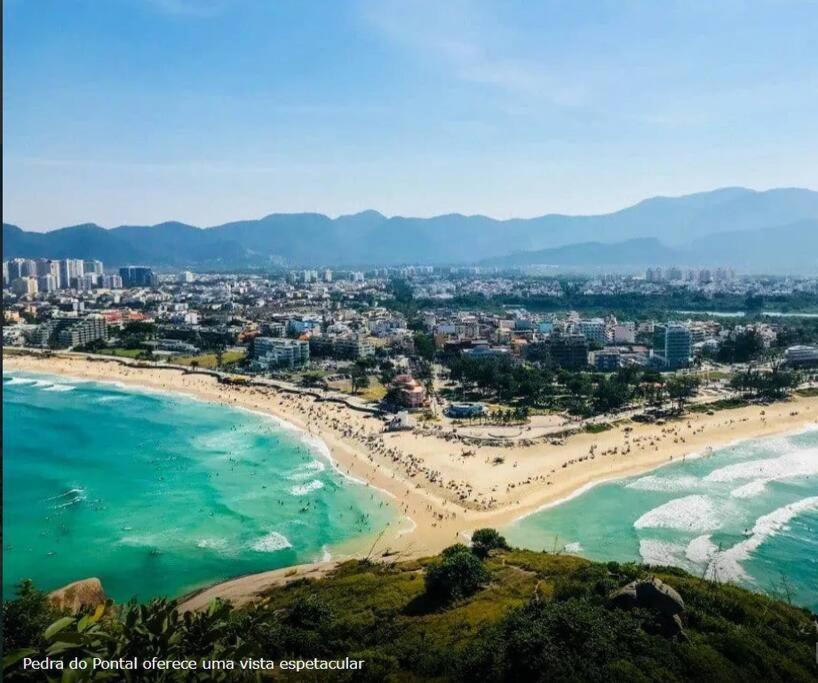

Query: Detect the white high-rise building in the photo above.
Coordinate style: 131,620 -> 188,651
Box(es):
59,259 -> 85,288
11,277 -> 38,296
83,260 -> 104,275
37,274 -> 58,292
100,274 -> 123,289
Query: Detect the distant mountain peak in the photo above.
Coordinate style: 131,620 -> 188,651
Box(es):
3,187 -> 816,271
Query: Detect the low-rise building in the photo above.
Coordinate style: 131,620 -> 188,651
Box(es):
547,332 -> 589,370
784,345 -> 818,368
53,316 -> 108,348
578,318 -> 607,346
309,334 -> 374,360
389,374 -> 427,410
252,337 -> 310,369
446,403 -> 485,419
594,349 -> 622,371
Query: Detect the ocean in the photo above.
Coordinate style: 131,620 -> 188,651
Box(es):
2,372 -> 396,602
504,426 -> 818,611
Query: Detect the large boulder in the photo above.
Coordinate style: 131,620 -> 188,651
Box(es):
610,577 -> 685,617
49,578 -> 106,613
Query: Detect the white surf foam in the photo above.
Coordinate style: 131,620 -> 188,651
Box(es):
288,460 -> 327,480
196,538 -> 228,551
730,479 -> 769,498
705,447 -> 818,484
685,534 -> 719,565
251,531 -> 292,553
46,487 -> 85,501
639,539 -> 687,567
634,494 -> 721,532
706,496 -> 818,582
563,541 -> 583,553
627,474 -> 700,492
48,487 -> 86,509
4,376 -> 38,385
96,395 -> 126,403
290,479 -> 324,496
43,383 -> 76,392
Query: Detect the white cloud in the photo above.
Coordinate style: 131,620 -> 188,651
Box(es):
360,0 -> 589,106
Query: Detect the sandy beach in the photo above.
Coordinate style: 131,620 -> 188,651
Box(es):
7,351 -> 818,605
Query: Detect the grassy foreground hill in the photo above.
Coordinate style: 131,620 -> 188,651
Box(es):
3,540 -> 817,682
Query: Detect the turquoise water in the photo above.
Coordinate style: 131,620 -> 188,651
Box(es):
505,428 -> 818,611
3,372 -> 396,602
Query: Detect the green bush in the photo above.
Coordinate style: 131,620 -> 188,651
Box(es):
1,581 -> 63,652
470,528 -> 509,559
425,544 -> 490,603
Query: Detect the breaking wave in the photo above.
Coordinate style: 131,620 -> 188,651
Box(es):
705,497 -> 818,582
626,474 -> 700,492
290,479 -> 324,496
251,531 -> 292,553
634,495 -> 721,532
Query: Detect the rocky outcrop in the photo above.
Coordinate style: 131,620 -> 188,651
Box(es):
610,577 -> 686,638
48,578 -> 106,613
610,577 -> 685,615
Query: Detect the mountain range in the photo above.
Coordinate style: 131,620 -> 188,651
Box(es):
3,187 -> 817,272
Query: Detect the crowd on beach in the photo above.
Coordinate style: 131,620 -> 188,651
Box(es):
7,354 -> 818,556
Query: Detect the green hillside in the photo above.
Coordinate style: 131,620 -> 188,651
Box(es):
4,538 -> 817,681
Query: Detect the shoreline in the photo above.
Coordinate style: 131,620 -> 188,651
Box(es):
508,421 -> 818,525
6,351 -> 818,606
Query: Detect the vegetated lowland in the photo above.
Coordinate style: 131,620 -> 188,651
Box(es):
401,289 -> 818,319
4,533 -> 816,682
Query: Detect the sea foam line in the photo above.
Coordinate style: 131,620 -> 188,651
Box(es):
251,531 -> 292,553
706,496 -> 818,582
634,494 -> 721,532
7,369 -> 375,490
511,426 -> 818,525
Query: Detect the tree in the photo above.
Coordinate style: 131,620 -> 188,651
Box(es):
1,581 -> 61,652
300,370 -> 325,388
592,376 -> 633,413
350,366 -> 370,394
717,329 -> 764,364
424,544 -> 489,602
731,363 -> 801,400
666,374 -> 700,412
413,332 -> 436,361
214,343 -> 226,369
471,529 -> 509,559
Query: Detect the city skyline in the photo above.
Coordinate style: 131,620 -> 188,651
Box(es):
4,0 -> 818,230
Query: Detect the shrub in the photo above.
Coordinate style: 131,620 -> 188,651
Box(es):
470,528 -> 510,559
1,580 -> 62,652
425,544 -> 489,603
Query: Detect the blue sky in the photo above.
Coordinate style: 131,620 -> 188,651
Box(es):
4,0 -> 818,230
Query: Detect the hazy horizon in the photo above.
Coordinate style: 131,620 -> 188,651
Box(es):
4,1 -> 818,230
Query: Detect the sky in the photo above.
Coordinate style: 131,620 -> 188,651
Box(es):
4,0 -> 818,231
